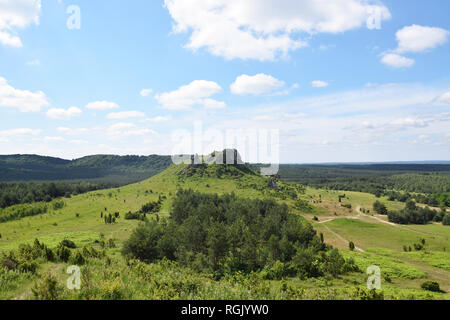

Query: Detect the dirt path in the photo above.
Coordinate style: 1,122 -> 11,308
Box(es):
320,224 -> 365,252
354,205 -> 432,237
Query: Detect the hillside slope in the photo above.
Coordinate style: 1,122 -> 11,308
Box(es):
0,162 -> 302,250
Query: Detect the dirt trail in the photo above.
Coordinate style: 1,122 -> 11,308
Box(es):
320,224 -> 365,253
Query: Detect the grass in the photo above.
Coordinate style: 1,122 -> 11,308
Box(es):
323,218 -> 450,252
0,163 -> 449,300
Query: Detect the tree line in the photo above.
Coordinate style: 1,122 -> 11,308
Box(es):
0,182 -> 120,209
373,200 -> 450,225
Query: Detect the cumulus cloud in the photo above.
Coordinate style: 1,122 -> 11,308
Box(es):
85,101 -> 119,110
381,25 -> 449,68
155,80 -> 225,110
107,122 -> 157,137
230,74 -> 285,95
395,25 -> 449,54
107,111 -> 145,119
434,91 -> 450,105
164,0 -> 390,60
0,128 -> 41,137
46,107 -> 82,120
0,0 -> 42,47
0,77 -> 49,112
311,80 -> 329,88
381,53 -> 415,68
143,116 -> 171,123
140,88 -> 153,97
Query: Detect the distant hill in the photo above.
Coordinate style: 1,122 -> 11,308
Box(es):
0,154 -> 173,183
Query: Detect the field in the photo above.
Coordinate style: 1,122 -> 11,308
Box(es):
0,162 -> 449,300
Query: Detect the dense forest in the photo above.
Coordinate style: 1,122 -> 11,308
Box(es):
0,154 -> 173,208
262,164 -> 450,207
0,182 -> 120,209
0,154 -> 172,183
122,190 -> 358,279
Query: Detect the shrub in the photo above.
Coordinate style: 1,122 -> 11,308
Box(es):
71,251 -> 86,265
349,242 -> 355,251
60,239 -> 76,249
32,273 -> 62,300
100,278 -> 124,300
443,214 -> 450,226
56,245 -> 71,262
373,201 -> 388,215
421,281 -> 441,292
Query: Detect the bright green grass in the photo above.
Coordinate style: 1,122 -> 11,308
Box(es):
402,251 -> 450,271
324,218 -> 450,252
341,249 -> 426,280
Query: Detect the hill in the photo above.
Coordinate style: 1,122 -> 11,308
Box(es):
0,154 -> 172,183
0,152 -> 449,300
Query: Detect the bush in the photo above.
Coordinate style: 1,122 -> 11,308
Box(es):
32,273 -> 62,300
373,201 -> 388,215
71,251 -> 86,265
56,245 -> 71,262
349,242 -> 355,251
421,281 -> 441,292
60,239 -> 76,249
443,214 -> 450,226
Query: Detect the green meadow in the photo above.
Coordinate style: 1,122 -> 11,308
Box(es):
0,163 -> 449,300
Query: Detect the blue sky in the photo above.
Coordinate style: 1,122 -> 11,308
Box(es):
0,0 -> 449,163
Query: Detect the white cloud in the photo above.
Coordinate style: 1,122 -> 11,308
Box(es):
0,31 -> 22,47
43,136 -> 65,142
0,128 -> 41,137
390,117 -> 428,128
311,80 -> 329,88
165,0 -> 390,60
57,127 -> 89,136
46,107 -> 82,120
107,122 -> 157,137
69,139 -> 88,145
0,0 -> 42,47
252,115 -> 275,121
202,98 -> 226,109
155,80 -> 224,110
0,77 -> 49,112
143,116 -> 171,123
140,88 -> 153,97
395,25 -> 449,54
434,91 -> 450,105
381,53 -> 415,68
85,101 -> 119,110
284,112 -> 308,118
107,111 -> 145,119
231,74 -> 285,95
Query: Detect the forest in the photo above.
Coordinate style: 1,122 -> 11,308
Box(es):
122,190 -> 358,279
0,154 -> 172,182
267,164 -> 450,207
0,182 -> 120,209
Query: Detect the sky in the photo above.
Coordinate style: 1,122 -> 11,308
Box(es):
0,0 -> 449,163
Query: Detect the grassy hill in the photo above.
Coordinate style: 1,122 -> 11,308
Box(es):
0,158 -> 449,300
